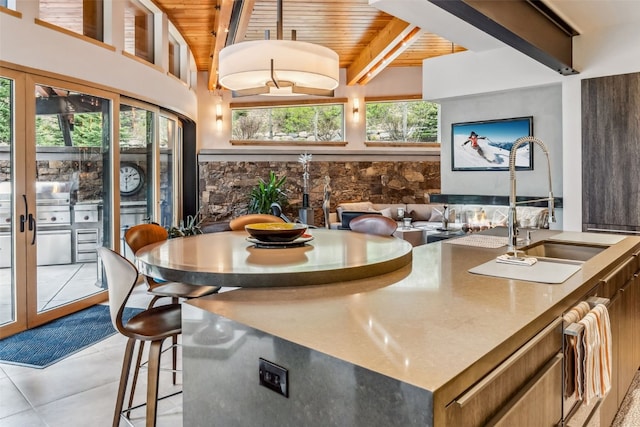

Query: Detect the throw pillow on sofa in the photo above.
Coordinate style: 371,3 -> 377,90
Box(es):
378,207 -> 393,218
407,204 -> 434,221
428,205 -> 446,222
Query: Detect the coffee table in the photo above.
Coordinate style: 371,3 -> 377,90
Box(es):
393,227 -> 426,246
426,229 -> 466,244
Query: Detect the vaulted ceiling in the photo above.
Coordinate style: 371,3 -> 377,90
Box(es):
154,0 -> 467,91
41,0 -> 622,93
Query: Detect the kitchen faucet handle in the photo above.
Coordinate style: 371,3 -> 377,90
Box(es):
525,229 -> 533,245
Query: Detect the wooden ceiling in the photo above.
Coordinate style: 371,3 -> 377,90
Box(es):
155,0 -> 466,90
39,0 -> 466,91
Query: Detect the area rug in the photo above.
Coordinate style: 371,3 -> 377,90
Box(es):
0,304 -> 142,369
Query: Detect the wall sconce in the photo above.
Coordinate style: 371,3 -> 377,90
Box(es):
215,103 -> 223,131
353,98 -> 360,123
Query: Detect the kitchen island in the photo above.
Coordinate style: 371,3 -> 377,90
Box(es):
182,230 -> 640,426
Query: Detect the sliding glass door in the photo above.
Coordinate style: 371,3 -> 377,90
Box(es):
0,68 -> 184,338
119,99 -> 156,261
159,112 -> 182,229
0,69 -> 26,336
0,71 -> 117,337
31,77 -> 115,321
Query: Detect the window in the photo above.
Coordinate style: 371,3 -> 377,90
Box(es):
124,0 -> 154,63
159,114 -> 177,228
231,104 -> 344,142
168,32 -> 181,79
39,0 -> 103,41
0,0 -> 17,11
365,100 -> 439,143
0,77 -> 11,147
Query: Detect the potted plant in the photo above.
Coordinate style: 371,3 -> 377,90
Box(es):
168,207 -> 205,238
248,171 -> 288,214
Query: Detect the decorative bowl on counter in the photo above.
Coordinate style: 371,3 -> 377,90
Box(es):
244,222 -> 308,242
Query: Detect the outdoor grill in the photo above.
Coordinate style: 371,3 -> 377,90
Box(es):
0,181 -> 73,267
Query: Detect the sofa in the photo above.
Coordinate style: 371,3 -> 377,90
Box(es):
329,201 -> 550,233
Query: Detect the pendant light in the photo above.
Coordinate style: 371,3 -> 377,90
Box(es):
218,0 -> 339,97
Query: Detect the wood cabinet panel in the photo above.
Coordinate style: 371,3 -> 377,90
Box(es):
444,319 -> 562,427
582,72 -> 640,233
618,277 -> 637,403
634,271 -> 640,368
487,353 -> 563,427
597,247 -> 640,427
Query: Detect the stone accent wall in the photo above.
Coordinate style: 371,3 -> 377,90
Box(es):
199,160 -> 441,227
0,147 -> 149,204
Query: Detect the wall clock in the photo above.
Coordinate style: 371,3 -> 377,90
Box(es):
120,163 -> 145,196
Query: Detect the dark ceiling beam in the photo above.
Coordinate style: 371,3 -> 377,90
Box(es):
226,0 -> 256,44
36,95 -> 105,115
428,0 -> 579,75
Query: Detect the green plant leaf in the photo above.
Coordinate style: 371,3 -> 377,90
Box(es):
247,172 -> 288,214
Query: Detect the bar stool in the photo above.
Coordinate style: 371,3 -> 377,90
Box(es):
349,214 -> 398,236
124,223 -> 221,307
124,223 -> 220,389
97,247 -> 182,427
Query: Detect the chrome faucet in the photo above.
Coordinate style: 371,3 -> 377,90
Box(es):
507,136 -> 556,253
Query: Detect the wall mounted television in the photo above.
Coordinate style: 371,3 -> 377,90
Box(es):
451,116 -> 533,171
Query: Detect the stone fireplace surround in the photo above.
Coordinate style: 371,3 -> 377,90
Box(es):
198,150 -> 441,228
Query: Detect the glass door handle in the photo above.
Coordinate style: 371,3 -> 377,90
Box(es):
22,195 -> 37,244
20,194 -> 28,232
29,213 -> 36,245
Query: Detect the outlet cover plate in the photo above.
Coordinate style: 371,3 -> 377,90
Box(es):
259,358 -> 288,397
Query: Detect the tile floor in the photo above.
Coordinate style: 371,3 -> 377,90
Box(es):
0,285 -> 183,427
0,262 -> 104,325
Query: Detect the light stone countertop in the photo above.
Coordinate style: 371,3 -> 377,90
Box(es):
136,229 -> 413,288
186,229 -> 640,408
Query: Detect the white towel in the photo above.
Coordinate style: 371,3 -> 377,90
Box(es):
578,303 -> 613,405
580,312 -> 601,405
593,304 -> 612,396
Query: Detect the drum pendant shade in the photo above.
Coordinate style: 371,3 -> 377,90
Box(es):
218,40 -> 339,96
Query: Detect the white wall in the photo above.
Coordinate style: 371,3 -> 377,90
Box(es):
422,21 -> 640,231
0,4 -> 198,119
439,84 -> 562,192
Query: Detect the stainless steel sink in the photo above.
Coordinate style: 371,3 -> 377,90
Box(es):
518,240 -> 608,262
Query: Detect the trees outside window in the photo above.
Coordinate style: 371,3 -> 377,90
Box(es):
366,100 -> 439,143
231,104 -> 344,142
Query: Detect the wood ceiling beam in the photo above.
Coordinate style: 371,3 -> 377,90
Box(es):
428,0 -> 579,75
208,0 -> 234,91
346,17 -> 421,86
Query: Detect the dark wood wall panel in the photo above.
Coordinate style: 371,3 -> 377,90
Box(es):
582,72 -> 640,233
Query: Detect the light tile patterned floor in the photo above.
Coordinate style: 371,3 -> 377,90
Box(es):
0,286 -> 183,427
0,262 -> 103,325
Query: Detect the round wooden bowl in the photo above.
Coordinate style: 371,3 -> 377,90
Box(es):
245,223 -> 308,242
